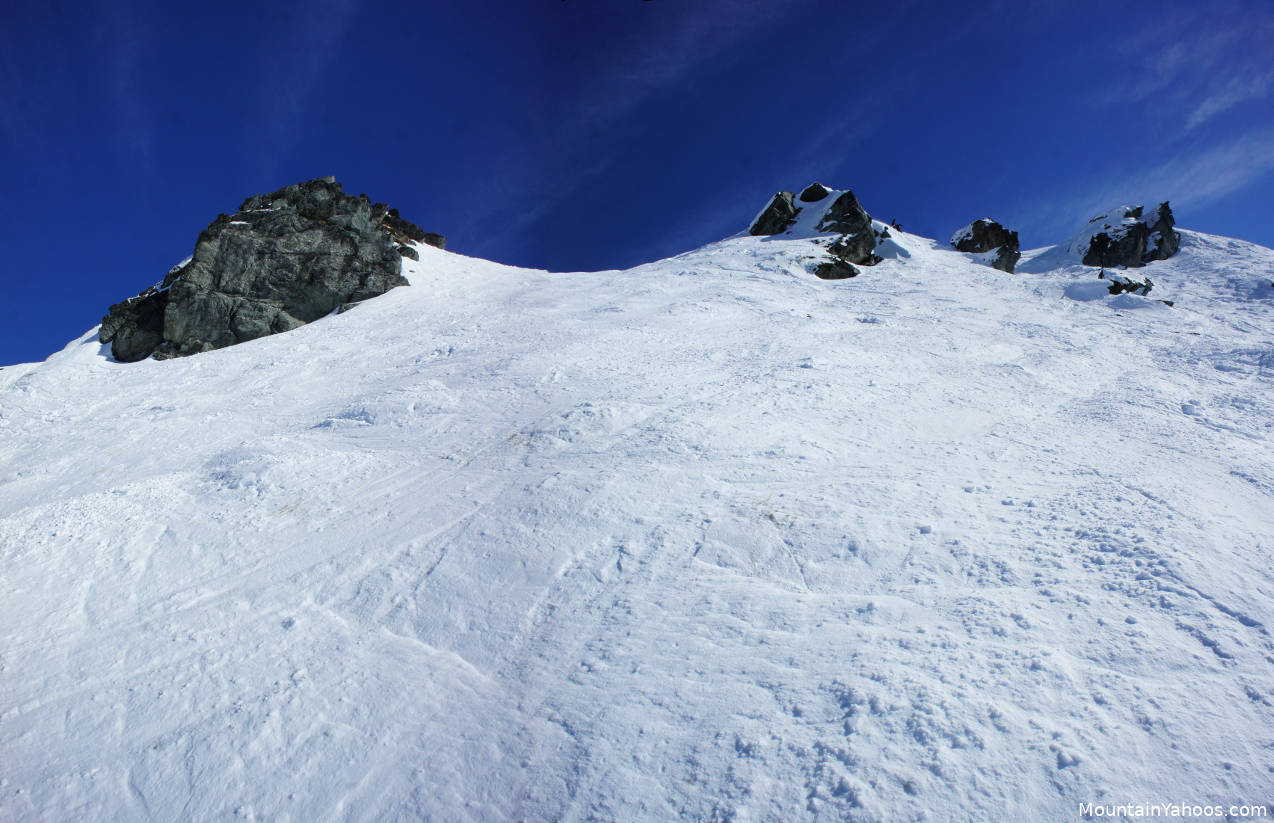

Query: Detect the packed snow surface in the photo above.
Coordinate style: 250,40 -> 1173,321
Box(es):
2,227 -> 1273,821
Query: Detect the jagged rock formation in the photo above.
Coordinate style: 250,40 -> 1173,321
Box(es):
100,178 -> 442,362
950,218 -> 1021,273
1077,203 -> 1180,269
815,191 -> 880,267
951,218 -> 1015,253
815,191 -> 870,235
749,191 -> 801,236
750,184 -> 884,277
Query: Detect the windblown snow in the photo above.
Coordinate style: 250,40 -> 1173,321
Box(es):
2,225 -> 1273,821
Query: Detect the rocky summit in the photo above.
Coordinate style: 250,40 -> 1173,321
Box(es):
748,184 -> 884,278
99,177 -> 443,362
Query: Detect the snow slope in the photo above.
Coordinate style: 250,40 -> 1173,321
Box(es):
2,226 -> 1273,821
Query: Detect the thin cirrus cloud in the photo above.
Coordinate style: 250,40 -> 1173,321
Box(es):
1185,70 -> 1274,130
1021,3 -> 1274,241
1096,3 -> 1274,132
1133,126 -> 1274,208
1019,124 -> 1274,245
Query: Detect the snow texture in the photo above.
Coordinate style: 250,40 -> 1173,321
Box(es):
2,225 -> 1273,821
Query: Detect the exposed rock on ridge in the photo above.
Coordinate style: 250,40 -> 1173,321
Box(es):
950,218 -> 1021,273
816,191 -> 880,266
100,177 -> 443,362
1076,203 -> 1180,269
749,191 -> 802,236
749,184 -> 884,278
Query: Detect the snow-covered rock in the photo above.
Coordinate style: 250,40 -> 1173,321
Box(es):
1067,202 -> 1181,269
750,184 -> 881,271
950,217 -> 1021,273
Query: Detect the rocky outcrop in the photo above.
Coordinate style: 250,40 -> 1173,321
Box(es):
815,190 -> 871,236
814,191 -> 880,267
950,218 -> 1016,253
100,177 -> 442,362
1143,202 -> 1181,262
1101,271 -> 1154,296
99,283 -> 170,364
749,191 -> 801,236
747,184 -> 882,276
799,182 -> 832,202
987,246 -> 1020,274
827,231 -> 880,267
1078,203 -> 1180,269
818,191 -> 880,266
950,218 -> 1020,273
813,259 -> 858,280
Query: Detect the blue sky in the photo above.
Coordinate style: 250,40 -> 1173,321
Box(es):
2,0 -> 1272,365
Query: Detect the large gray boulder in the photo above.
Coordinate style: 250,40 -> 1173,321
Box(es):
100,178 -> 443,362
749,191 -> 801,235
950,218 -> 1020,273
1077,202 -> 1180,269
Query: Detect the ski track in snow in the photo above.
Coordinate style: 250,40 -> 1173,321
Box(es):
2,228 -> 1273,821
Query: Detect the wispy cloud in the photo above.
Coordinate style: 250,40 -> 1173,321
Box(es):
1098,2 -> 1274,132
1121,126 -> 1274,207
1015,124 -> 1274,245
1007,2 -> 1274,244
1185,70 -> 1274,130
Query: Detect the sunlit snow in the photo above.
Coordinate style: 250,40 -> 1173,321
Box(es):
2,225 -> 1272,820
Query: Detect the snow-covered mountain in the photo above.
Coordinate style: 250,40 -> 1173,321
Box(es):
2,215 -> 1273,821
